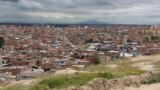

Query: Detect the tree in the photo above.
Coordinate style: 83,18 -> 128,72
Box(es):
151,36 -> 159,40
151,36 -> 156,40
89,53 -> 100,65
0,37 -> 4,48
143,36 -> 150,43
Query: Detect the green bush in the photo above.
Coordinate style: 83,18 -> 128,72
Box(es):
98,72 -> 114,79
40,76 -> 66,88
89,53 -> 101,65
142,75 -> 160,84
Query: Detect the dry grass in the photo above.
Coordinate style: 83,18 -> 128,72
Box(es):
85,59 -> 146,76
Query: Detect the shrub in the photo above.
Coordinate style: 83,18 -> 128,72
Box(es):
89,53 -> 101,65
98,72 -> 114,79
142,75 -> 160,84
40,76 -> 66,89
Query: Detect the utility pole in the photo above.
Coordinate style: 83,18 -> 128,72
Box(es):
0,49 -> 2,69
16,58 -> 18,81
16,51 -> 19,81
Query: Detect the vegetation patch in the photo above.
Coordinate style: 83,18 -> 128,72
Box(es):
142,74 -> 160,84
154,61 -> 160,71
0,84 -> 28,90
85,59 -> 146,76
33,72 -> 117,90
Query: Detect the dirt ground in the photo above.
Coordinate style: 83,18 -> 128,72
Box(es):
54,68 -> 77,75
105,64 -> 117,69
131,55 -> 160,71
11,79 -> 36,85
132,62 -> 154,71
124,83 -> 160,90
131,55 -> 160,62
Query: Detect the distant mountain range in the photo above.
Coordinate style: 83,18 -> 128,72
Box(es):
78,20 -> 108,24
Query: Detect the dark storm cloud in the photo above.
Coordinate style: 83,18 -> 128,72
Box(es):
0,0 -> 160,24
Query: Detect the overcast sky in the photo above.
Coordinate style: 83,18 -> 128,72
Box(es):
0,0 -> 160,24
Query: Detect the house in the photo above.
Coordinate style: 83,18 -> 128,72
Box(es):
40,63 -> 55,71
0,66 -> 28,76
120,52 -> 136,57
72,59 -> 90,69
20,69 -> 43,79
74,59 -> 90,66
136,46 -> 147,55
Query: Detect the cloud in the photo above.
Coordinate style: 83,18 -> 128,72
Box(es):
18,0 -> 43,9
0,0 -> 160,24
27,12 -> 75,19
1,0 -> 19,3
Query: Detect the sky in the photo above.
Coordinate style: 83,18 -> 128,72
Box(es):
0,0 -> 160,24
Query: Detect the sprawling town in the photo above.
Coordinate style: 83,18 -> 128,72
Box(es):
0,24 -> 159,86
1,0 -> 160,89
